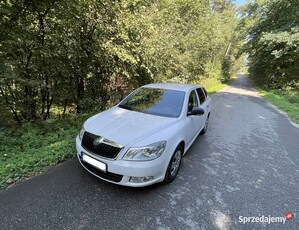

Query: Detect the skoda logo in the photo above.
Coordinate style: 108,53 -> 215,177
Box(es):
93,137 -> 104,146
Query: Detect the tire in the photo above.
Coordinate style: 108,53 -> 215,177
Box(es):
164,145 -> 183,183
200,114 -> 209,135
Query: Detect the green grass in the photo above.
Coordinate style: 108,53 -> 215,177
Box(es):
258,88 -> 299,123
200,77 -> 231,95
0,113 -> 92,190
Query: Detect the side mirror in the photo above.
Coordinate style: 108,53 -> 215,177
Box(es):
187,107 -> 204,116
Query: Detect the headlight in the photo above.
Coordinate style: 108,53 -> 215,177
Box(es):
79,126 -> 85,140
123,141 -> 166,161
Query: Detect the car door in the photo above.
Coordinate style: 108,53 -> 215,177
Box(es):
185,89 -> 203,145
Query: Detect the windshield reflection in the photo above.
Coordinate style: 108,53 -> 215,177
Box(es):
119,88 -> 185,118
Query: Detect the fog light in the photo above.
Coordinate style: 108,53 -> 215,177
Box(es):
129,176 -> 154,183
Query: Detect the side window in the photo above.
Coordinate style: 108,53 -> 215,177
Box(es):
188,90 -> 199,112
196,87 -> 206,105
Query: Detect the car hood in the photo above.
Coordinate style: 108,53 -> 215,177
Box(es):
84,107 -> 177,146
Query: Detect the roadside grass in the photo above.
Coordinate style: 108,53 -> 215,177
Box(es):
200,77 -> 232,94
0,113 -> 92,190
258,88 -> 299,123
0,76 -> 231,190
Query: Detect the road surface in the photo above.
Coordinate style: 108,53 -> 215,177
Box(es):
1,74 -> 298,230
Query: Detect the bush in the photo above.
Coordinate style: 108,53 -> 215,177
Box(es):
0,113 -> 92,190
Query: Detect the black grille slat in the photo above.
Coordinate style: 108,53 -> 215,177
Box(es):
109,146 -> 117,158
113,149 -> 119,157
81,132 -> 122,159
102,144 -> 110,157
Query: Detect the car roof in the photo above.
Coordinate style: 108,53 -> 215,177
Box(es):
142,83 -> 202,92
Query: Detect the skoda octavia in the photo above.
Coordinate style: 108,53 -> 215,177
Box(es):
76,83 -> 211,187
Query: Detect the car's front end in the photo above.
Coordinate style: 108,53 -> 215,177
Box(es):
75,124 -> 177,187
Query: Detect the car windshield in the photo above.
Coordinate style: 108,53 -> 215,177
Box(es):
118,87 -> 185,118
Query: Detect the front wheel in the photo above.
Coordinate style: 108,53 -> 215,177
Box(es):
164,145 -> 183,183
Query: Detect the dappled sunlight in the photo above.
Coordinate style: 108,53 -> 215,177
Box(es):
49,140 -> 68,148
221,86 -> 261,98
225,104 -> 233,108
218,74 -> 261,98
212,210 -> 231,230
112,107 -> 129,116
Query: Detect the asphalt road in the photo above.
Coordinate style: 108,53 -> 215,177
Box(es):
1,74 -> 298,230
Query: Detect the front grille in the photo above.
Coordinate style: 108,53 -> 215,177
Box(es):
81,131 -> 123,159
80,159 -> 123,182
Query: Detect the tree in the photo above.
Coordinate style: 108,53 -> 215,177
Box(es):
0,0 -> 239,124
239,0 -> 299,88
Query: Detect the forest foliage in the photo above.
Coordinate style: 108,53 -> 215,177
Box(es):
0,0 -> 239,124
239,0 -> 299,89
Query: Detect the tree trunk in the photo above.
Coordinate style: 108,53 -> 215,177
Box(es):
0,86 -> 21,125
76,75 -> 84,114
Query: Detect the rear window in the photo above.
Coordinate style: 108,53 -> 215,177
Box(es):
196,88 -> 206,105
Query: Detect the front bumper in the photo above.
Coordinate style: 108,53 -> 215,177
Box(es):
76,136 -> 167,187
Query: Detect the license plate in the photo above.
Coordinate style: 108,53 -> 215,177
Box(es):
82,153 -> 106,172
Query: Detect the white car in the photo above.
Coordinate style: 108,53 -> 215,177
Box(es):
76,83 -> 211,187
